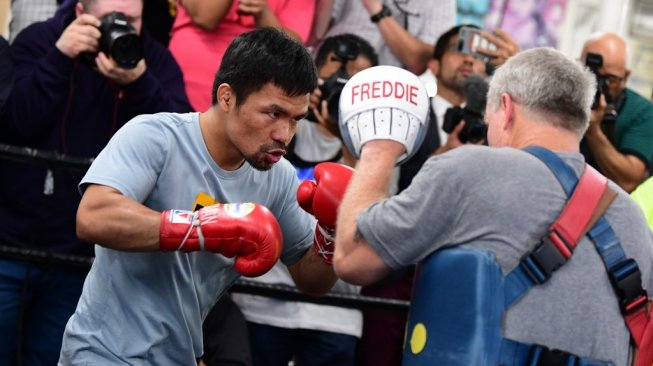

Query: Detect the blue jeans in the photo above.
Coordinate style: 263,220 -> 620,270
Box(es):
247,322 -> 357,366
0,259 -> 87,366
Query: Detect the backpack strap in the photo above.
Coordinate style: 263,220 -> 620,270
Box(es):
506,146 -> 652,366
504,146 -> 615,307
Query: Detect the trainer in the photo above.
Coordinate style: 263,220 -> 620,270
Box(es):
334,49 -> 653,365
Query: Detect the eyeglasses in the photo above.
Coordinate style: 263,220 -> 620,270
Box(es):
599,73 -> 625,86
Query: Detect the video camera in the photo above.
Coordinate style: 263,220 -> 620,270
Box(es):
441,74 -> 488,143
306,39 -> 361,125
82,12 -> 144,69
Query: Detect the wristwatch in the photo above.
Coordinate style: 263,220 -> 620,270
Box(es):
370,4 -> 392,23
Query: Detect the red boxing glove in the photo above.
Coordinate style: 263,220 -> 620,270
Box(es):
297,162 -> 354,264
159,203 -> 283,277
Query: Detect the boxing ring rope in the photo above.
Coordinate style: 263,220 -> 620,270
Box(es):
0,143 -> 410,313
0,143 -> 94,171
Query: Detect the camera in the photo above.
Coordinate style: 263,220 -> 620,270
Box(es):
585,52 -> 612,110
83,11 -> 144,69
442,106 -> 487,143
457,26 -> 497,64
585,52 -> 618,140
441,73 -> 488,143
306,39 -> 361,125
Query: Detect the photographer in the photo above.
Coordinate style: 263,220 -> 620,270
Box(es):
232,33 -> 378,366
286,34 -> 379,171
0,0 -> 191,363
400,24 -> 519,191
428,25 -> 488,157
580,32 -> 653,193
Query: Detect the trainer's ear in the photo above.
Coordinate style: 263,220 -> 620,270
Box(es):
217,84 -> 234,112
501,92 -> 515,131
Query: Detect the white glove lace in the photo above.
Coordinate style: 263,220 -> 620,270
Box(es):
177,211 -> 206,251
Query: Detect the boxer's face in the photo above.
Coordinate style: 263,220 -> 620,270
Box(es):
226,83 -> 310,171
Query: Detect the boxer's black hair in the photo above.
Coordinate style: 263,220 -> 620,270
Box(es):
211,27 -> 318,107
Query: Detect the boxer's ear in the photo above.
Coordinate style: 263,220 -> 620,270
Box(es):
217,84 -> 234,112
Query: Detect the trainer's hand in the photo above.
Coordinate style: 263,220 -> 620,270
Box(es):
95,52 -> 146,85
159,203 -> 283,277
56,14 -> 102,59
297,162 -> 354,264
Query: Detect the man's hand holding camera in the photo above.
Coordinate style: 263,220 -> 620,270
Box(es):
309,71 -> 351,139
56,14 -> 102,59
476,29 -> 519,67
95,52 -> 145,85
309,84 -> 338,139
586,93 -> 608,136
57,12 -> 146,84
435,121 -> 467,155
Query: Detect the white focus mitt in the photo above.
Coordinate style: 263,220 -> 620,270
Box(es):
338,65 -> 430,165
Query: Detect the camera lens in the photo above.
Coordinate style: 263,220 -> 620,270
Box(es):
110,34 -> 142,69
99,12 -> 144,69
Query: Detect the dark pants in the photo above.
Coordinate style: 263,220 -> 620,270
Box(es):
0,259 -> 87,366
202,295 -> 253,366
356,268 -> 415,366
248,322 -> 357,366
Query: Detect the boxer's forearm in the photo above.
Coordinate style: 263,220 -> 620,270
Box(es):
289,248 -> 338,296
77,184 -> 161,251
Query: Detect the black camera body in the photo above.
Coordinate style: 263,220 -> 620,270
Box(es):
442,106 -> 487,143
585,52 -> 612,110
96,12 -> 144,69
307,39 -> 361,126
320,69 -> 350,124
585,52 -> 618,140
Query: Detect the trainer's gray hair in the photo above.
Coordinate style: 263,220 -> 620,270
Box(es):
486,47 -> 596,136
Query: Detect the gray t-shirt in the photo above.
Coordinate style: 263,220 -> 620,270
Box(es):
9,0 -> 58,43
357,145 -> 653,366
59,112 -> 314,365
